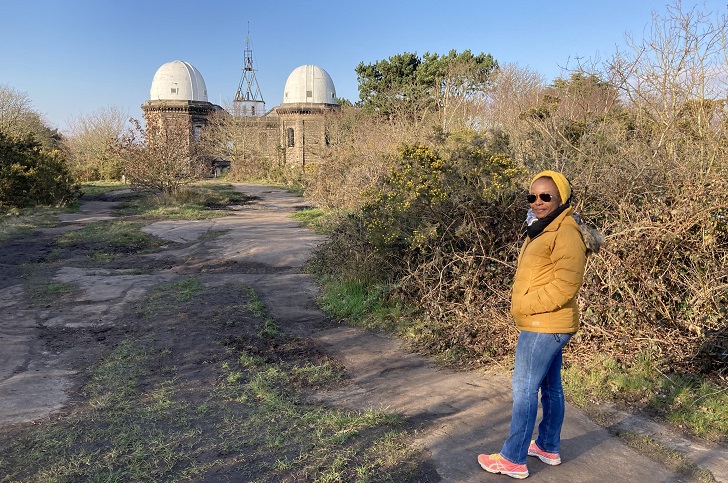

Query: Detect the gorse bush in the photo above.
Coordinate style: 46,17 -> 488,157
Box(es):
314,131 -> 529,362
362,132 -> 523,254
0,131 -> 79,210
312,2 -> 728,382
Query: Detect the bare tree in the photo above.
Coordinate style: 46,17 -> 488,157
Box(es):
199,109 -> 279,181
608,0 -> 728,176
64,105 -> 128,181
114,118 -> 211,195
0,84 -> 61,150
0,84 -> 33,135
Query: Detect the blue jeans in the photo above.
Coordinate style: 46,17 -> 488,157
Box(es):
500,330 -> 572,465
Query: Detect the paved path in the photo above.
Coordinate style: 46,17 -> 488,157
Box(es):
1,184 -> 725,482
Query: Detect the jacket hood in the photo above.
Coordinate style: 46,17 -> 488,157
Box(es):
572,215 -> 604,254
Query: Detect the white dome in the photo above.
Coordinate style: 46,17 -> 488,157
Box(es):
283,65 -> 337,105
150,60 -> 208,102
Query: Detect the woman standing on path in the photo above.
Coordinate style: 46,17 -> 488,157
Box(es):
478,171 -> 599,479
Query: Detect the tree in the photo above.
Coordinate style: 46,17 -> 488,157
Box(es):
64,106 -> 128,181
0,84 -> 61,151
426,50 -> 499,131
114,118 -> 211,195
198,109 -> 280,181
517,71 -> 623,169
479,63 -> 545,158
608,0 -> 728,176
355,50 -> 498,127
0,131 -> 78,209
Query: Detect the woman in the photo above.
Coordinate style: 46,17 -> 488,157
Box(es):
478,171 -> 591,479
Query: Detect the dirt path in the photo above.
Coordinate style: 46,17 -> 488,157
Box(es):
0,184 -> 725,482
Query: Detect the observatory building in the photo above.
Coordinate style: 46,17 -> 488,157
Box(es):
142,41 -> 340,168
142,60 -> 221,148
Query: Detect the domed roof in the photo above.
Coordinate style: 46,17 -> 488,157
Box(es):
150,60 -> 208,102
283,65 -> 337,105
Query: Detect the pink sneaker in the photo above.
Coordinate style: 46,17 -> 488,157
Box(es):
477,453 -> 529,479
527,440 -> 561,465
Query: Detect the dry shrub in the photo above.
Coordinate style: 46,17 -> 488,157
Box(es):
114,118 -> 211,195
319,131 -> 529,364
394,200 -> 524,365
571,169 -> 728,375
302,107 -> 435,211
313,2 -> 728,378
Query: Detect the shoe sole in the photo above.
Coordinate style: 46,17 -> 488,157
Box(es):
478,461 -> 529,479
527,450 -> 561,466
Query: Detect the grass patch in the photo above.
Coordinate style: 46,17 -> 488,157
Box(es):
216,343 -> 421,482
291,207 -> 334,234
563,352 -> 728,441
117,183 -> 255,219
78,181 -> 127,198
139,276 -> 204,318
317,276 -> 404,332
57,220 -> 166,261
242,285 -> 280,337
25,280 -> 76,306
0,283 -> 429,482
620,433 -> 717,482
0,206 -> 73,242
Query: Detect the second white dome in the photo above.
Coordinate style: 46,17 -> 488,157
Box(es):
283,65 -> 337,105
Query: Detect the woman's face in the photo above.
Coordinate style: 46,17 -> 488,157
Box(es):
529,177 -> 561,219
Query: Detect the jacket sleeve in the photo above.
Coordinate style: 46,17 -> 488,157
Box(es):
519,224 -> 586,315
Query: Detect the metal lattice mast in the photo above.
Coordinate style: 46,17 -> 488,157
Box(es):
234,28 -> 264,103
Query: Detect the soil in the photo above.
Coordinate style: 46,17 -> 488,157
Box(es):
0,184 -> 725,482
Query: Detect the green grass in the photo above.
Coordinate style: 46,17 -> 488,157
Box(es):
117,183 -> 254,220
0,206 -> 74,242
563,352 -> 728,441
139,277 -> 204,318
0,283 -> 428,482
25,281 -> 76,305
242,285 -> 280,336
317,276 -> 405,333
291,207 -> 334,234
78,181 -> 127,198
57,220 -> 166,262
620,433 -> 717,482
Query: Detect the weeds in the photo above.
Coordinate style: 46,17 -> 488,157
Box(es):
139,276 -> 204,318
620,433 -> 717,482
0,206 -> 74,242
562,353 -> 728,440
241,285 -> 280,337
291,207 -> 333,234
58,220 -> 165,260
116,184 -> 255,219
0,281 -> 428,482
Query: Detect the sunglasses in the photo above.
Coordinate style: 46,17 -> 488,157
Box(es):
527,193 -> 554,203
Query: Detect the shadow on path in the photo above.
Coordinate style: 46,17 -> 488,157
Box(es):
0,184 -> 724,482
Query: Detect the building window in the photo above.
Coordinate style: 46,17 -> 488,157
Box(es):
286,128 -> 295,147
171,87 -> 179,95
306,90 -> 312,98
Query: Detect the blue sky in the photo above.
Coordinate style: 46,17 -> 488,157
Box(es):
1,0 -> 723,132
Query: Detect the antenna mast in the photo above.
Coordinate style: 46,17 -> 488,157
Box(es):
233,24 -> 265,115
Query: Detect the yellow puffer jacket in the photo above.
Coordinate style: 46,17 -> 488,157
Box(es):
510,207 -> 587,334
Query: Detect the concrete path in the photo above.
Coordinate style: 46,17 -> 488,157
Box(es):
0,184 -> 725,482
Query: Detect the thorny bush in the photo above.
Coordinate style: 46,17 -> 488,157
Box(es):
316,131 -> 529,364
